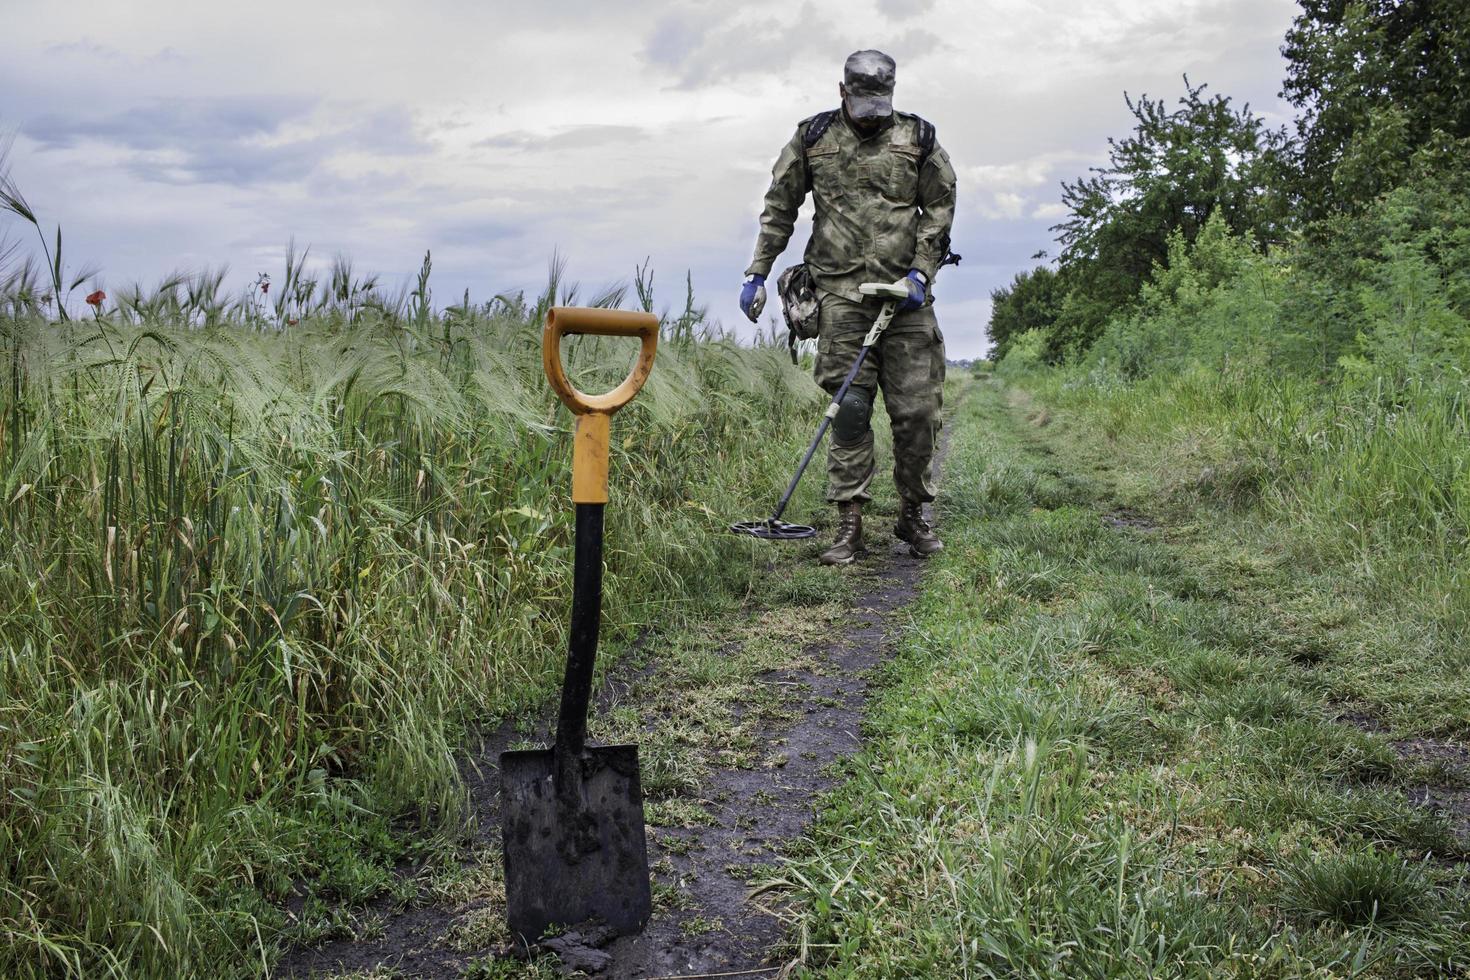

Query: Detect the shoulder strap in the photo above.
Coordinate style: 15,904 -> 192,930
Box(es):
801,109 -> 840,192
802,109 -> 840,152
800,110 -> 936,183
915,116 -> 936,161
897,112 -> 937,167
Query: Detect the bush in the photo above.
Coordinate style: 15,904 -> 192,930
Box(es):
993,329 -> 1049,378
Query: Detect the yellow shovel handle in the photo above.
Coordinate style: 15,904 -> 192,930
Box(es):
542,307 -> 659,503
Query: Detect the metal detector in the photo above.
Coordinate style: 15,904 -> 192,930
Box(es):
731,280 -> 909,540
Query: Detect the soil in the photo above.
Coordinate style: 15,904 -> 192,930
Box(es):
596,543 -> 924,979
1394,735 -> 1470,844
1101,508 -> 1158,532
277,429 -> 956,979
1335,709 -> 1470,849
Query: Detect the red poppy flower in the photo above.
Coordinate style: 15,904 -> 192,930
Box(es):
86,290 -> 106,306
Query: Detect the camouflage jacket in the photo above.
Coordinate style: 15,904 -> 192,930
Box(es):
746,109 -> 957,303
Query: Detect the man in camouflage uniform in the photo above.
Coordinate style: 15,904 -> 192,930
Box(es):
740,49 -> 957,565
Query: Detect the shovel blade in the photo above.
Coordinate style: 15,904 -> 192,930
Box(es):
500,744 -> 652,941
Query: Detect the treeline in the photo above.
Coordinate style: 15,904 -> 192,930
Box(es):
989,1 -> 1470,676
988,0 -> 1470,380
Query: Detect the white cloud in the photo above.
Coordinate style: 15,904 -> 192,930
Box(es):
0,0 -> 1299,358
877,0 -> 938,17
964,152 -> 1094,193
979,192 -> 1027,220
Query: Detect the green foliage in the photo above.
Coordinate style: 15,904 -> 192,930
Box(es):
1282,0 -> 1470,221
1343,237 -> 1466,390
992,328 -> 1049,378
986,264 -> 1063,361
999,7 -> 1468,367
1069,140 -> 1470,387
1044,79 -> 1287,357
1085,213 -> 1287,380
1284,139 -> 1470,374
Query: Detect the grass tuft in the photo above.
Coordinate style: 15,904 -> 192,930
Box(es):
1277,846 -> 1428,927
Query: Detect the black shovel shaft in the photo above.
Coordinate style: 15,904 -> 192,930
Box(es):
555,502 -> 604,759
769,344 -> 873,523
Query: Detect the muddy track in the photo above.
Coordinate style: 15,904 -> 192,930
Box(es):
1334,709 -> 1470,847
279,405 -> 960,979
596,541 -> 926,979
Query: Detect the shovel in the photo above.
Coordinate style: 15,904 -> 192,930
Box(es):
501,306 -> 658,941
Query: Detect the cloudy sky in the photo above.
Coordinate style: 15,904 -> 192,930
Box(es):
2,0 -> 1300,357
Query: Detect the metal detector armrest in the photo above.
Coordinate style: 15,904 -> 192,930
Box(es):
858,281 -> 911,300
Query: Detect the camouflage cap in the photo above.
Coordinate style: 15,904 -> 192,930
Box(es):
843,49 -> 896,120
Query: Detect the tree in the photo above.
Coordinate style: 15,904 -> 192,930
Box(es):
1282,0 -> 1470,221
987,265 -> 1062,361
1049,79 -> 1288,355
1281,134 -> 1470,373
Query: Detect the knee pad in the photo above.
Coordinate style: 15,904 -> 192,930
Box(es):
832,387 -> 873,445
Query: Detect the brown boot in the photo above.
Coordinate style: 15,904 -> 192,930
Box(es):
819,501 -> 866,566
895,500 -> 943,558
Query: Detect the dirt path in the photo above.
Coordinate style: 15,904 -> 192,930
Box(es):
595,545 -> 924,979
278,405 -> 960,979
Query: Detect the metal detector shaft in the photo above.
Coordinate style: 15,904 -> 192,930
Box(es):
768,347 -> 872,523
767,299 -> 897,524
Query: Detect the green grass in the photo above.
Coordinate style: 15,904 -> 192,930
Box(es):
776,377 -> 1470,977
0,270 -> 833,977
1009,365 -> 1470,739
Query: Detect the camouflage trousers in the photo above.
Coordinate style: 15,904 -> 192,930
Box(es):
813,294 -> 946,504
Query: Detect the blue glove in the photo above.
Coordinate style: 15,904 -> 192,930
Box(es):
897,270 -> 926,314
739,274 -> 767,323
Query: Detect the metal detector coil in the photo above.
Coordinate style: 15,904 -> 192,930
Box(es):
730,519 -> 817,540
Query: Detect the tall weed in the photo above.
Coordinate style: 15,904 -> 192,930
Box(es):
0,278 -> 821,977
